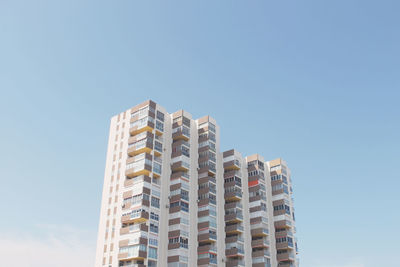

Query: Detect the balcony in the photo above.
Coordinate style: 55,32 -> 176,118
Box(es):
171,161 -> 190,172
224,170 -> 241,179
274,219 -> 292,229
197,258 -> 211,266
225,212 -> 243,223
120,223 -> 148,235
124,175 -> 152,188
225,201 -> 243,210
251,238 -> 270,248
119,237 -> 148,248
277,251 -> 295,261
121,211 -> 149,224
251,227 -> 269,237
170,171 -> 190,180
251,248 -> 269,258
127,140 -> 153,156
129,120 -> 154,136
125,163 -> 152,178
225,235 -> 243,244
118,250 -> 147,261
276,241 -> 294,250
278,263 -> 295,267
224,190 -> 242,201
223,160 -> 241,171
225,247 -> 244,258
225,224 -> 244,234
198,244 -> 217,253
198,233 -> 217,243
119,264 -> 145,267
226,259 -> 245,267
172,128 -> 190,141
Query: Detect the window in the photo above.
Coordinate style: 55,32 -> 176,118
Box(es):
181,146 -> 190,157
181,189 -> 189,201
131,106 -> 149,119
150,212 -> 159,221
182,117 -> 190,127
149,247 -> 157,259
180,237 -> 188,248
209,132 -> 216,142
156,120 -> 164,132
156,111 -> 164,122
153,162 -> 162,175
151,197 -> 160,208
154,141 -> 162,152
181,201 -> 189,212
149,238 -> 158,246
148,260 -> 157,267
150,222 -> 159,233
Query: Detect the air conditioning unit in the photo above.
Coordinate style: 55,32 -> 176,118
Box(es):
165,204 -> 170,208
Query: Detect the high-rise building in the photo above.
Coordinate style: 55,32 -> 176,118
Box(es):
95,100 -> 299,267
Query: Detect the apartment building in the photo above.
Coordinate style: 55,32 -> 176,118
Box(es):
95,100 -> 299,267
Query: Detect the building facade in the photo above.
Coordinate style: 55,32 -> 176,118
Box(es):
95,100 -> 299,267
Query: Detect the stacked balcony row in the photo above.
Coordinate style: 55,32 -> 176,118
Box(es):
246,156 -> 272,267
197,120 -> 218,267
167,113 -> 191,267
223,150 -> 245,267
269,159 -> 298,267
119,101 -> 164,267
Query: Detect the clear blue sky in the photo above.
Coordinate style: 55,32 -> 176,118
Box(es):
0,1 -> 399,267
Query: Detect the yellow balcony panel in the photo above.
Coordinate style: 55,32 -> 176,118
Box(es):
171,161 -> 190,172
154,149 -> 162,157
118,251 -> 147,261
127,144 -> 153,157
121,211 -> 149,224
125,165 -> 152,178
155,129 -> 163,136
223,160 -> 241,171
130,122 -> 154,136
172,130 -> 189,141
224,191 -> 242,201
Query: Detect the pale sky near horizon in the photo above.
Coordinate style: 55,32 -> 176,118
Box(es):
1,1 -> 399,267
